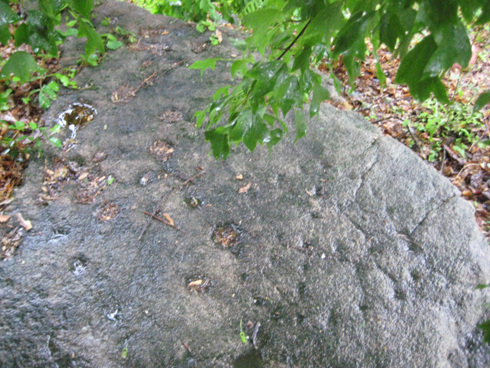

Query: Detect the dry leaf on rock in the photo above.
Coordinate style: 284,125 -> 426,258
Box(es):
149,140 -> 174,162
111,84 -> 135,104
238,183 -> 251,193
163,213 -> 175,226
188,279 -> 203,287
0,214 -> 10,222
16,213 -> 32,231
216,30 -> 222,43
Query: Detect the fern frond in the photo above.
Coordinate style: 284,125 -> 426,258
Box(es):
242,0 -> 266,15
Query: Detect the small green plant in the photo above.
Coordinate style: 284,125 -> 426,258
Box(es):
1,120 -> 62,158
131,0 -> 164,14
413,98 -> 485,161
0,88 -> 11,111
196,19 -> 216,33
239,319 -> 248,344
0,1 -> 101,107
476,284 -> 490,344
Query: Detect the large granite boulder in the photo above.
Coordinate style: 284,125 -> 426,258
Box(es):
1,2 -> 489,367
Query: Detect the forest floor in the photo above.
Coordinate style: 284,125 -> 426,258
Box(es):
322,25 -> 490,238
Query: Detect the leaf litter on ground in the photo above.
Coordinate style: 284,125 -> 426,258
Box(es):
321,25 -> 490,238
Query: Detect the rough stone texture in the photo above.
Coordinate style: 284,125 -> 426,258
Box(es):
1,2 -> 490,367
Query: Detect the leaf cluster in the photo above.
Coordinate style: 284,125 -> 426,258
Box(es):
0,0 -> 104,78
184,0 -> 490,158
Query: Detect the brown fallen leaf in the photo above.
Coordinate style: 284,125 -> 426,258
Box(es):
216,30 -> 222,43
235,174 -> 244,180
163,213 -> 175,226
0,214 -> 10,222
238,183 -> 251,193
16,213 -> 32,231
188,279 -> 204,287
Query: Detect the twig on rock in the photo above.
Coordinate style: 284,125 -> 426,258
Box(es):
180,170 -> 205,188
144,211 -> 179,229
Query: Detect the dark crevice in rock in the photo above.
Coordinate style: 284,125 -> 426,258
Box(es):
352,138 -> 380,202
409,195 -> 459,237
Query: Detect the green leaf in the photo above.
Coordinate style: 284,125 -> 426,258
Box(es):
478,140 -> 490,149
14,10 -> 61,55
54,73 -> 70,86
61,27 -> 78,37
379,12 -> 403,51
310,83 -> 330,117
67,0 -> 94,19
407,76 -> 449,103
14,23 -> 29,46
474,90 -> 490,112
417,0 -> 458,30
292,45 -> 312,72
299,68 -> 321,93
475,284 -> 489,290
267,128 -> 283,149
396,36 -> 436,92
213,85 -> 230,101
0,23 -> 10,45
229,109 -> 269,151
452,144 -> 466,158
333,11 -> 375,79
48,136 -> 62,148
475,3 -> 490,25
1,51 -> 44,83
424,21 -> 471,76
427,77 -> 449,103
375,62 -> 386,87
121,346 -> 128,359
247,61 -> 287,98
47,81 -> 59,92
478,319 -> 490,344
106,40 -> 123,50
189,58 -> 223,78
0,1 -> 20,26
194,110 -> 206,128
231,59 -> 251,80
242,9 -> 282,40
39,86 -> 56,108
303,2 -> 343,46
38,81 -> 59,108
78,19 -> 105,55
83,53 -> 100,66
459,0 -> 482,23
50,124 -> 61,134
10,121 -> 25,131
205,127 -> 231,159
275,75 -> 300,116
240,331 -> 248,344
294,110 -> 307,143
39,0 -> 56,20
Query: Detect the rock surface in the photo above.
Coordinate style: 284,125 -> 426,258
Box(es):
1,2 -> 490,367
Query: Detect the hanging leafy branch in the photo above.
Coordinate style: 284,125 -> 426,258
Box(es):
183,0 -> 490,159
